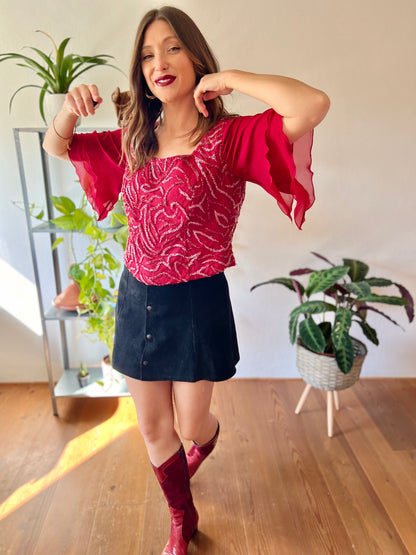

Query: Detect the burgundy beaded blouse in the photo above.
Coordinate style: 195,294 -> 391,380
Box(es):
69,109 -> 314,285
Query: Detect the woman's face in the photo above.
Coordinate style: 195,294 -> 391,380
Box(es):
141,19 -> 197,105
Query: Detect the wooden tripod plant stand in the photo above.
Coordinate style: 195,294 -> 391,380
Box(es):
294,338 -> 367,437
295,384 -> 340,437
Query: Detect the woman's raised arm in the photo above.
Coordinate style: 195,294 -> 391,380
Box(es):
43,84 -> 102,160
194,70 -> 330,143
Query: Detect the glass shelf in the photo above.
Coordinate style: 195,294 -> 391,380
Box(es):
44,306 -> 90,321
54,366 -> 129,398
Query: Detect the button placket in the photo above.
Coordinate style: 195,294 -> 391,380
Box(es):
141,291 -> 153,370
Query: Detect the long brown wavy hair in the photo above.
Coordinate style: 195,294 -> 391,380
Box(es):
122,6 -> 230,173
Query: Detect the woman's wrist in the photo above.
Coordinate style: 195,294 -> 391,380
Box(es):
52,116 -> 73,141
223,69 -> 253,91
52,109 -> 78,141
43,108 -> 78,157
56,107 -> 78,126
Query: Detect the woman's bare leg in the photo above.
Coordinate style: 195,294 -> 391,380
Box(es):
125,376 -> 198,552
173,380 -> 218,444
124,376 -> 180,466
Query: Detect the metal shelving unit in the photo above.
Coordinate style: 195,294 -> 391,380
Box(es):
14,127 -> 128,416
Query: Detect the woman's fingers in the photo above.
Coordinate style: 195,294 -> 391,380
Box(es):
63,90 -> 80,116
88,84 -> 103,109
64,85 -> 102,117
194,90 -> 209,117
194,73 -> 233,117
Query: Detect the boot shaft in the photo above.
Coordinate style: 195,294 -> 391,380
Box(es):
187,421 -> 220,478
152,444 -> 198,544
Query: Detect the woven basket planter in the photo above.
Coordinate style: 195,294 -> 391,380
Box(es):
296,337 -> 368,391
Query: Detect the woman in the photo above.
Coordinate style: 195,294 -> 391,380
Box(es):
43,6 -> 329,554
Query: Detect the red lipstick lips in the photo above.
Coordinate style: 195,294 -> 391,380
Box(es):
155,75 -> 176,87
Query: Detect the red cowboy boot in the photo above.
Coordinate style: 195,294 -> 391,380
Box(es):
186,422 -> 220,478
152,445 -> 198,555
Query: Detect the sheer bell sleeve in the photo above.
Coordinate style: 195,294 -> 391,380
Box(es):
68,129 -> 124,221
221,109 -> 314,229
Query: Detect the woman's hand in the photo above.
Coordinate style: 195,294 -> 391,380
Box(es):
194,72 -> 233,117
63,84 -> 103,118
43,84 -> 102,160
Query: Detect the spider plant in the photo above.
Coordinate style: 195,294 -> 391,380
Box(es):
0,30 -> 121,123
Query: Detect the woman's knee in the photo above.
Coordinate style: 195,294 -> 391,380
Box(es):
138,416 -> 175,445
177,419 -> 205,442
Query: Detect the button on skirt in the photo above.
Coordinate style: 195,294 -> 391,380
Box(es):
112,267 -> 240,382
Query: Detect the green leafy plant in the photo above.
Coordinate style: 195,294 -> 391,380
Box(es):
19,191 -> 128,364
0,30 -> 121,123
49,194 -> 128,365
251,252 -> 414,374
15,192 -> 128,365
77,362 -> 91,388
78,362 -> 89,378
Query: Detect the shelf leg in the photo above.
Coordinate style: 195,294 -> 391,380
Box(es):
14,129 -> 60,417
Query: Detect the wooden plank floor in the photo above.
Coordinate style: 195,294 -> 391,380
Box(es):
1,379 -> 416,554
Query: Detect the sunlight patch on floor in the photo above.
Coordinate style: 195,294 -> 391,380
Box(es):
0,401 -> 136,520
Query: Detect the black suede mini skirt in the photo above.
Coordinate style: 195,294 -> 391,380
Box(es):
112,267 -> 239,382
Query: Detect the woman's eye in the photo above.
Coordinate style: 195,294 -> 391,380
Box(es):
169,46 -> 180,53
142,53 -> 153,61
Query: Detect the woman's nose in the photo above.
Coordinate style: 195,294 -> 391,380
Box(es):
154,52 -> 168,71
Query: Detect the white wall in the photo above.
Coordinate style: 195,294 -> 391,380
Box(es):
0,0 -> 415,382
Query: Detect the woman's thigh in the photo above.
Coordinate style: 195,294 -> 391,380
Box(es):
125,377 -> 175,439
172,380 -> 215,440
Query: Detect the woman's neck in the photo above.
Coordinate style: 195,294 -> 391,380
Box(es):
160,98 -> 199,138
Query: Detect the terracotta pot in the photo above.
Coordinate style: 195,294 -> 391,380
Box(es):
52,280 -> 85,311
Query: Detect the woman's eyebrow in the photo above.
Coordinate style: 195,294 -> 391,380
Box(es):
142,35 -> 178,50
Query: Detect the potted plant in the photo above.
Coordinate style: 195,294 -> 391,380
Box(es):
25,192 -> 128,378
251,252 -> 414,390
0,30 -> 122,123
77,362 -> 90,388
49,194 -> 128,375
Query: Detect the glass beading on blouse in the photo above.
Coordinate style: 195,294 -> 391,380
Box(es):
69,109 -> 314,285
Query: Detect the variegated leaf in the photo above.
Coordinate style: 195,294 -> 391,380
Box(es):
306,266 -> 350,297
358,294 -> 408,306
343,258 -> 369,282
250,277 -> 305,295
299,318 -> 326,352
334,337 -> 354,374
331,307 -> 352,350
365,277 -> 393,287
344,281 -> 371,298
356,320 -> 379,345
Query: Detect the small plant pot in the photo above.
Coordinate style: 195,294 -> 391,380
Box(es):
77,373 -> 90,388
101,355 -> 122,383
296,337 -> 367,391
